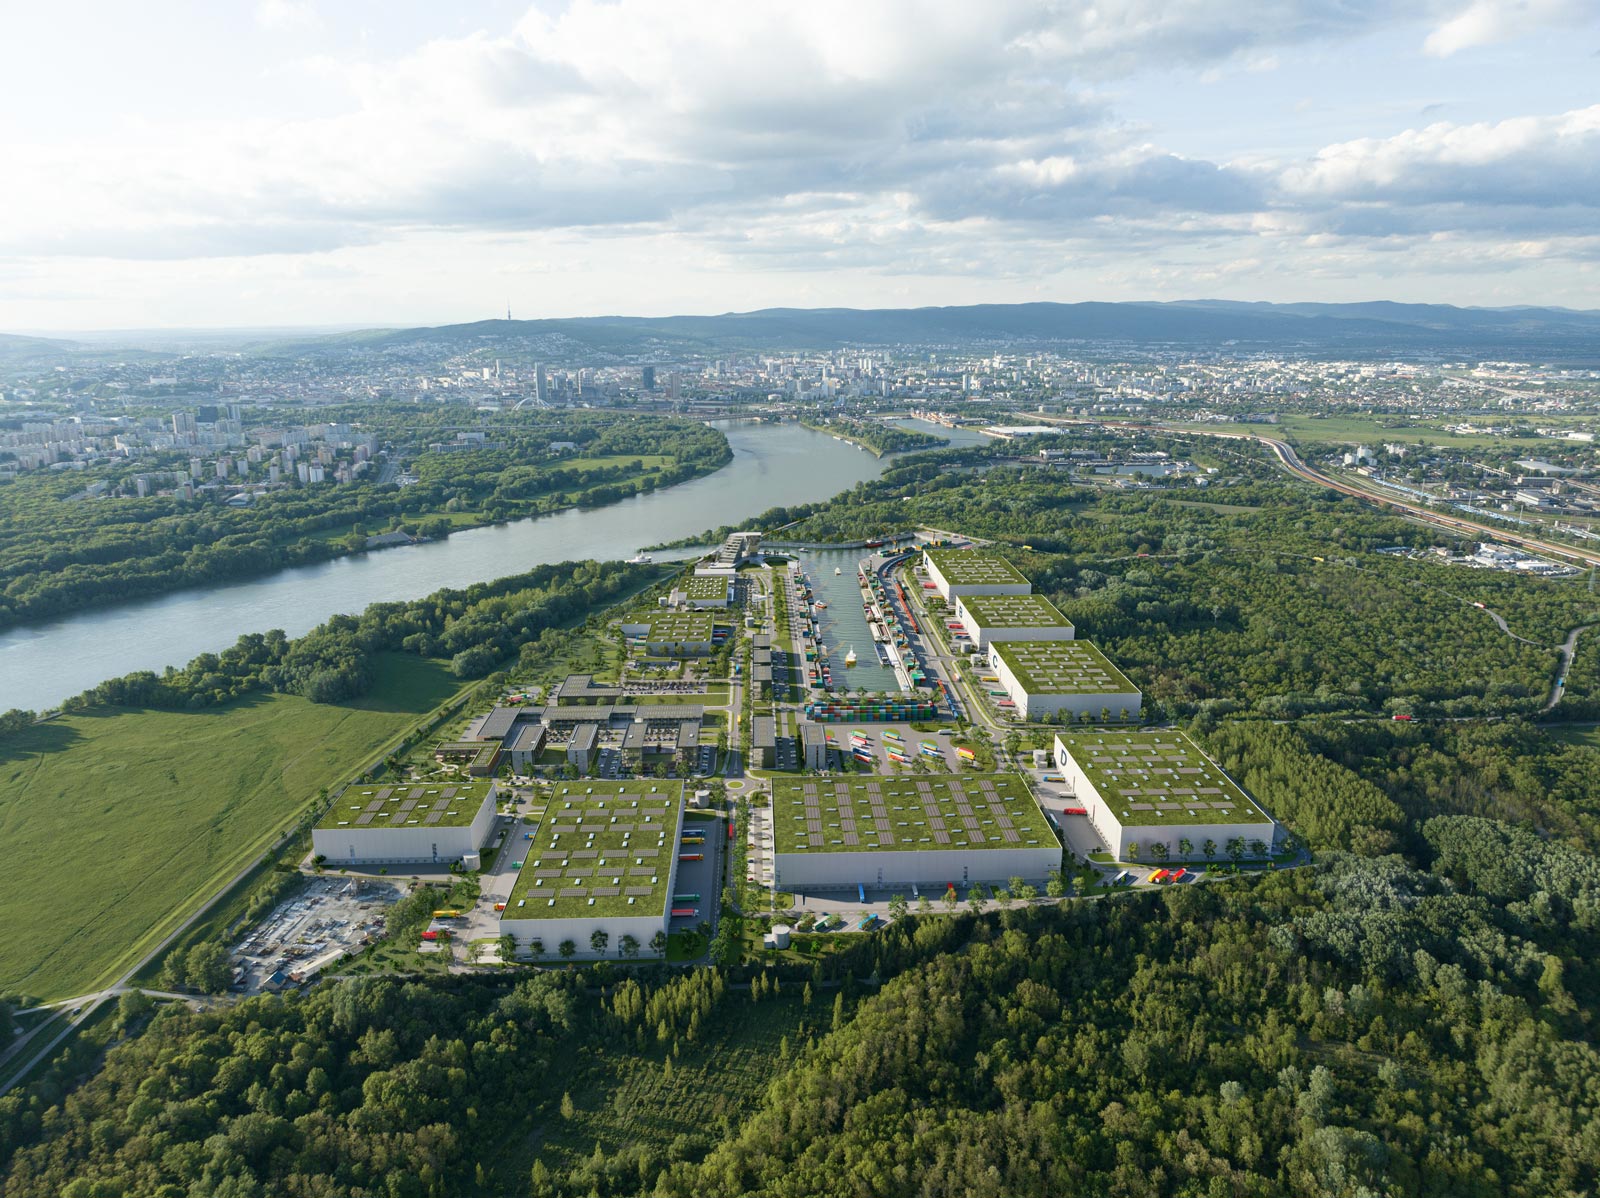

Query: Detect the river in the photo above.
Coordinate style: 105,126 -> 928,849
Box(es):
0,421 -> 891,712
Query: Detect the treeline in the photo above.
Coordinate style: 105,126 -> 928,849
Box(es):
58,559 -> 655,714
0,411 -> 727,630
798,417 -> 946,456
3,849 -> 1598,1196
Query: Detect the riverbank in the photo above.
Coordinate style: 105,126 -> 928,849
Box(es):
1,422 -> 891,712
797,418 -> 947,457
0,445 -> 731,640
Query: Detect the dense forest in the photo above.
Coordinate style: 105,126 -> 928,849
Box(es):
0,411 -> 726,630
2,804 -> 1597,1196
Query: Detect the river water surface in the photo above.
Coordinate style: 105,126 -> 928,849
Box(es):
1,421 -> 892,712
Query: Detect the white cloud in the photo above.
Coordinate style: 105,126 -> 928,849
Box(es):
1423,0 -> 1596,55
2,0 -> 1599,322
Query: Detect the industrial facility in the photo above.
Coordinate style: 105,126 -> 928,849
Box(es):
953,593 -> 1075,651
921,548 -> 1032,600
313,782 -> 498,866
769,773 -> 1058,890
498,781 -> 686,958
1054,730 -> 1275,861
988,640 -> 1141,720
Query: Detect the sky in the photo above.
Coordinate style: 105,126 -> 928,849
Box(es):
1,0 -> 1597,331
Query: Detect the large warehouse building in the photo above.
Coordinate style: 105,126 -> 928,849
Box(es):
922,549 -> 1032,601
989,640 -> 1142,720
618,613 -> 720,656
313,782 -> 498,866
770,773 -> 1059,890
498,781 -> 685,959
1053,730 -> 1275,862
954,593 -> 1075,651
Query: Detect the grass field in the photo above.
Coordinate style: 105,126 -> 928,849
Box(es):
0,653 -> 460,1001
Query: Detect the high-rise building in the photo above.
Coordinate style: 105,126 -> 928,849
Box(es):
534,363 -> 548,403
642,365 -> 656,391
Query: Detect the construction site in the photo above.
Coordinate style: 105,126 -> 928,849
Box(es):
229,876 -> 404,994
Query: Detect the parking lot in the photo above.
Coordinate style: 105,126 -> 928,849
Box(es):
232,875 -> 403,992
671,813 -> 726,938
830,722 -> 965,772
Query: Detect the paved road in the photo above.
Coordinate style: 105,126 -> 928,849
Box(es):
1545,623 -> 1595,712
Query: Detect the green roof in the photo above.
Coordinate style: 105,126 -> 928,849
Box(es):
319,781 -> 493,831
683,576 -> 731,600
503,781 -> 684,919
771,773 -> 1054,854
644,613 -> 716,642
958,594 -> 1073,631
1056,730 -> 1269,827
923,550 -> 1030,588
991,640 -> 1136,696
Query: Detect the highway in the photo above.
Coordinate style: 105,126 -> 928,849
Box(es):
1039,414 -> 1600,571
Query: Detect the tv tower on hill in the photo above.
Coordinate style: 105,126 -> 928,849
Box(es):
506,300 -> 512,320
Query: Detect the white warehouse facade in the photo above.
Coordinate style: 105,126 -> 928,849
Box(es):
313,782 -> 498,866
1054,731 -> 1276,863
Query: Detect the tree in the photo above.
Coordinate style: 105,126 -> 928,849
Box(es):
590,930 -> 610,956
1150,842 -> 1170,863
1250,838 -> 1268,858
559,939 -> 577,960
995,887 -> 1014,910
1127,842 -> 1140,863
1045,869 -> 1066,898
559,1092 -> 575,1120
1014,879 -> 1038,902
1227,837 -> 1245,863
941,886 -> 959,915
916,894 -> 932,915
887,894 -> 908,923
1178,837 -> 1193,860
184,942 -> 233,994
619,934 -> 640,960
1203,838 -> 1217,862
650,930 -> 668,957
967,886 -> 988,916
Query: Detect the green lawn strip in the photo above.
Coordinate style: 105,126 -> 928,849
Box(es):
0,653 -> 459,1000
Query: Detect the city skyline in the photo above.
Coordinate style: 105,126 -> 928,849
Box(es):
2,0 -> 1597,330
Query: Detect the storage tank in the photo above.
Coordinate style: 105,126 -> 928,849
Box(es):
770,923 -> 792,949
462,852 -> 482,870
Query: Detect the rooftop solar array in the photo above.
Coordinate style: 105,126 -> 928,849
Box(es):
991,639 -> 1137,696
683,576 -> 731,600
502,781 -> 685,919
924,550 -> 1031,588
1056,730 -> 1270,827
643,613 -> 717,642
770,773 -> 1053,854
958,593 -> 1074,631
320,782 -> 491,830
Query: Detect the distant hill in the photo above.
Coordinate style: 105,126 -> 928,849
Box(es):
261,300 -> 1600,362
